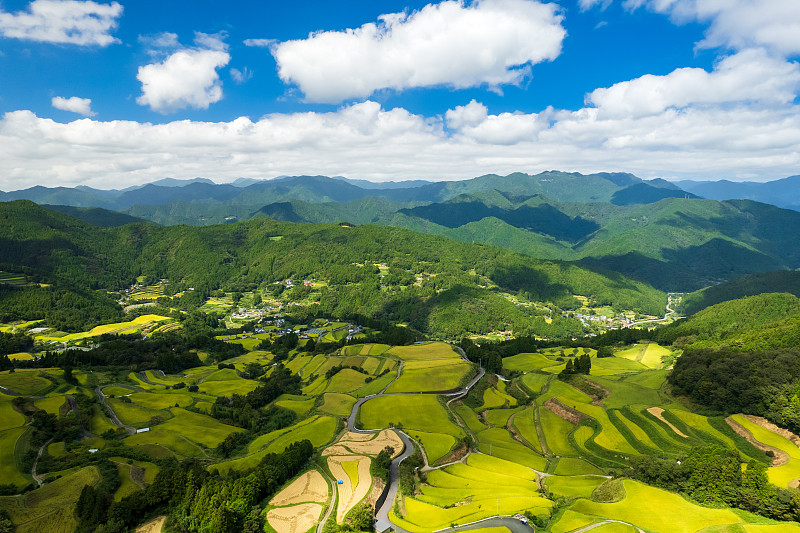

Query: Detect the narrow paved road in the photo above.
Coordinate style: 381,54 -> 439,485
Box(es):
96,385 -> 136,435
316,469 -> 338,533
344,349 -> 487,533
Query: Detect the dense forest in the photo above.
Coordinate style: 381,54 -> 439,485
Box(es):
0,200 -> 666,338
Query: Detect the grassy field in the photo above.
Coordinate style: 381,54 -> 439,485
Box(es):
484,407 -> 519,428
0,427 -> 29,487
502,353 -> 558,373
0,371 -> 51,395
108,398 -> 167,427
589,376 -> 661,409
127,392 -> 193,410
0,466 -> 101,533
157,408 -> 242,448
196,378 -> 260,397
219,416 -> 338,474
319,393 -> 357,417
570,480 -> 742,533
360,395 -> 463,437
1,395 -> 26,431
274,394 -> 315,415
479,387 -> 516,410
615,343 -> 671,369
519,373 -> 550,394
550,510 -> 597,533
386,359 -> 472,393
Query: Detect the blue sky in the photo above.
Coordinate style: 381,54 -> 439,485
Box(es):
0,0 -> 799,189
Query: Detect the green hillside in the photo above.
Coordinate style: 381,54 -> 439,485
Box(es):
680,271 -> 800,315
0,200 -> 665,338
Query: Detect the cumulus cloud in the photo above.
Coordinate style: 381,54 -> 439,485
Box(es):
622,0 -> 800,56
587,49 -> 800,117
136,33 -> 231,113
51,96 -> 95,116
0,0 -> 122,46
4,84 -> 800,190
271,0 -> 566,103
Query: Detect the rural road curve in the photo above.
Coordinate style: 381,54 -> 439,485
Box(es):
344,349 -> 488,533
96,385 -> 136,435
31,437 -> 53,487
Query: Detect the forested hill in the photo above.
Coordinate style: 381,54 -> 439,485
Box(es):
667,293 -> 800,433
679,271 -> 800,315
0,200 -> 665,338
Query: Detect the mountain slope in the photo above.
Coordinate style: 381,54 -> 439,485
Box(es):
0,200 -> 666,338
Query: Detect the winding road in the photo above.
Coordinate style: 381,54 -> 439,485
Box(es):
96,385 -> 136,435
341,346 -> 539,533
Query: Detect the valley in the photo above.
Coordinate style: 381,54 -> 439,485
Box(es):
2,172 -> 800,533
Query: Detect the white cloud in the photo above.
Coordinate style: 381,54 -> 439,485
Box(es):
271,0 -> 566,103
0,0 -> 122,46
51,96 -> 95,116
230,67 -> 253,84
4,83 -> 800,190
622,0 -> 800,56
587,49 -> 800,118
194,31 -> 228,51
243,38 -> 276,47
138,32 -> 179,51
136,34 -> 231,113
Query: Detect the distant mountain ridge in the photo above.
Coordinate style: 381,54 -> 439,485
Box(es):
677,175 -> 800,211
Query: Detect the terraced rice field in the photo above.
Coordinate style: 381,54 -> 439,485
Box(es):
359,395 -> 463,437
407,431 -> 456,464
387,359 -> 472,393
476,428 -> 547,471
0,426 -> 29,486
328,455 -> 371,523
319,393 -> 357,416
387,342 -> 461,360
274,394 -> 315,415
395,454 -> 550,531
0,371 -> 51,395
615,343 -> 671,369
539,407 -> 577,456
502,353 -> 558,373
1,394 -> 26,430
216,416 -> 338,474
730,415 -> 800,488
570,480 -> 742,533
545,475 -> 605,498
269,470 -> 329,506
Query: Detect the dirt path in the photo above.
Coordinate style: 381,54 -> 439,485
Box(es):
136,516 -> 166,533
726,416 -> 790,467
533,406 -> 550,455
545,398 -> 584,425
571,520 -> 644,533
31,438 -> 53,487
647,407 -> 688,439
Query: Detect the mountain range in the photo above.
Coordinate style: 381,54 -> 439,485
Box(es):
5,170 -> 800,292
